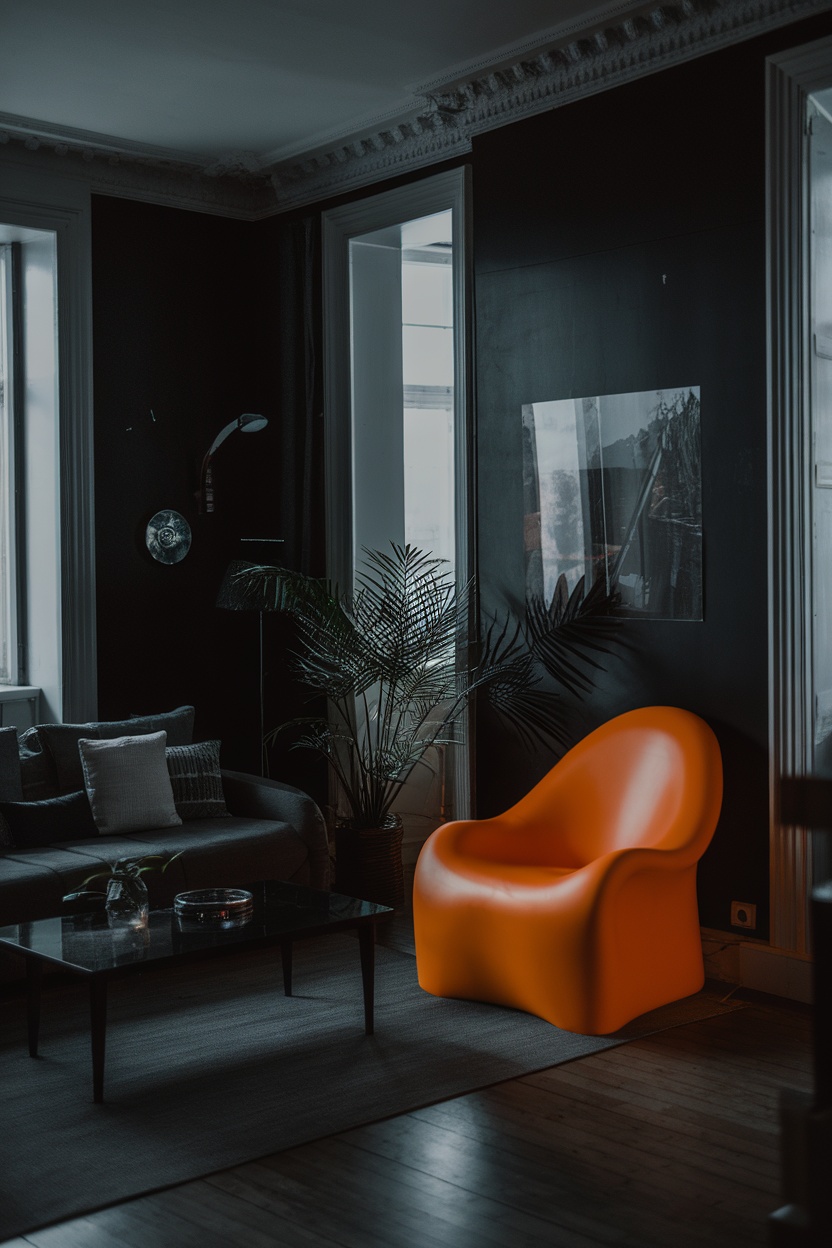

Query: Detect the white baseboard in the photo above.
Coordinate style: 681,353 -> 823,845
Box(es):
701,927 -> 813,1003
739,942 -> 813,1004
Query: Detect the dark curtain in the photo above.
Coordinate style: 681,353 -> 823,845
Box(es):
255,213 -> 327,797
266,213 -> 325,576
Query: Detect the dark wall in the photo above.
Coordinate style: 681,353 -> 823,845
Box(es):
470,21 -> 832,938
91,197 -> 322,791
88,13 -> 832,935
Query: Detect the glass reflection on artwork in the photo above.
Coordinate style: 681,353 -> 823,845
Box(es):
522,387 -> 702,620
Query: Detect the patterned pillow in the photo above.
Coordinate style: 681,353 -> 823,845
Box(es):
166,740 -> 229,821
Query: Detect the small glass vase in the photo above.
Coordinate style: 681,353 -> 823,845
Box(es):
105,864 -> 149,930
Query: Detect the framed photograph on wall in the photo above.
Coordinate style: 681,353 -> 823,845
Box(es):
522,387 -> 702,621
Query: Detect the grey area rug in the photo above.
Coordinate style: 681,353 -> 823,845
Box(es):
0,934 -> 742,1239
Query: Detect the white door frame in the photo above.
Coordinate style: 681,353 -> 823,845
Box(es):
322,165 -> 473,822
763,34 -> 832,991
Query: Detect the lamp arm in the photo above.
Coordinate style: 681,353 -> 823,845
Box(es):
205,418 -> 239,460
199,454 -> 214,513
198,414 -> 267,514
199,420 -> 239,513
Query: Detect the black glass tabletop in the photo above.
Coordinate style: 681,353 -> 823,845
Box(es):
0,880 -> 391,976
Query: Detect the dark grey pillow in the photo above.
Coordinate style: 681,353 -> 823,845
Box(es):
0,789 -> 97,848
0,810 -> 13,848
166,740 -> 229,821
0,725 -> 23,801
38,706 -> 195,795
18,728 -> 59,800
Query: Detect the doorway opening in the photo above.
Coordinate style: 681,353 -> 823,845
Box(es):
322,168 -> 471,863
348,208 -> 456,574
767,35 -> 832,971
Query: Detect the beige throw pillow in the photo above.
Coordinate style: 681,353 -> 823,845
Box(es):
79,731 -> 182,835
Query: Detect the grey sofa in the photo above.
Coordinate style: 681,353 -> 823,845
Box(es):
0,707 -> 330,935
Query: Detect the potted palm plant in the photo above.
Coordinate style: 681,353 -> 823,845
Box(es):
238,544 -> 618,907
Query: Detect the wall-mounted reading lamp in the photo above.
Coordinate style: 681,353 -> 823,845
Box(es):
199,412 -> 269,513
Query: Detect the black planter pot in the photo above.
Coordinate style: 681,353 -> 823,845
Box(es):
334,815 -> 405,909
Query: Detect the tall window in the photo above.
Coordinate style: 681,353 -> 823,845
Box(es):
345,206 -> 457,580
0,243 -> 19,685
401,212 -> 455,568
323,168 -> 471,833
0,178 -> 96,725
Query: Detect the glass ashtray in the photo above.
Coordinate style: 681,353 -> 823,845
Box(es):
173,888 -> 254,926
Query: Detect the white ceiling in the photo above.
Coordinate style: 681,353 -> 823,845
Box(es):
0,0 -> 644,168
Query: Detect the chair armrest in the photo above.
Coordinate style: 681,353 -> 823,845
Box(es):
220,770 -> 330,889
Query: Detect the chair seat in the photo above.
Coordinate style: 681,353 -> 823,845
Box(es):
413,706 -> 723,1035
454,861 -> 576,887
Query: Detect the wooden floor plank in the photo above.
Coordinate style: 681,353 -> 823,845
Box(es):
260,1135 -> 629,1248
417,1078 -> 782,1166
341,1099 -> 769,1242
1,991 -> 813,1248
409,1089 -> 780,1199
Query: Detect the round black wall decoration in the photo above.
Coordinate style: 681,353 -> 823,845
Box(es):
145,510 -> 192,564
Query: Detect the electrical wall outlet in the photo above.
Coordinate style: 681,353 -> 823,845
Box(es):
731,901 -> 757,930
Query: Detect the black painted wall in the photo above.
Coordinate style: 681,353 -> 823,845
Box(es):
470,24 -> 832,939
91,198 -> 323,794
89,12 -> 832,936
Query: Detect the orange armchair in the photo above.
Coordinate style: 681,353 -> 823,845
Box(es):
413,706 -> 723,1035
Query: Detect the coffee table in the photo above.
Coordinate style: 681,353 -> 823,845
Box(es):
0,880 -> 392,1103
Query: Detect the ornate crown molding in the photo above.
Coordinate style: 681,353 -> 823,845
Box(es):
0,134 -> 274,220
0,0 -> 828,218
267,0 -> 832,212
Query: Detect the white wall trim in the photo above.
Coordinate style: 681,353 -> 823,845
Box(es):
0,166 -> 97,723
701,926 -> 813,1001
739,941 -> 814,1003
767,35 -> 832,959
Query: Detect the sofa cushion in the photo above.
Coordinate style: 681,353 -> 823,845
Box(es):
0,854 -> 75,925
9,818 -> 311,910
79,732 -> 182,836
0,726 -> 23,801
0,790 -> 97,848
166,740 -> 229,821
37,705 -> 195,795
123,817 -> 314,894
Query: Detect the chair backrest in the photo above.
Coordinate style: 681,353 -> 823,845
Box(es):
501,706 -> 723,868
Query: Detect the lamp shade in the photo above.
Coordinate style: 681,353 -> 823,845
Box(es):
215,560 -> 278,612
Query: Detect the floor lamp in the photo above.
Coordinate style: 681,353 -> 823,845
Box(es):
216,540 -> 284,777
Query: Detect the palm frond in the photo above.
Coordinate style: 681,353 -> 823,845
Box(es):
484,683 -> 574,751
526,574 -> 621,694
235,544 -> 623,822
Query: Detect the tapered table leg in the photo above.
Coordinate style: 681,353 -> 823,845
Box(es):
27,959 -> 42,1058
89,977 -> 108,1104
358,923 -> 375,1036
281,938 -> 293,996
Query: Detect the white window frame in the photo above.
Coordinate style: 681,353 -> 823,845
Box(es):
0,244 -> 18,686
0,162 -> 96,723
322,166 -> 473,822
